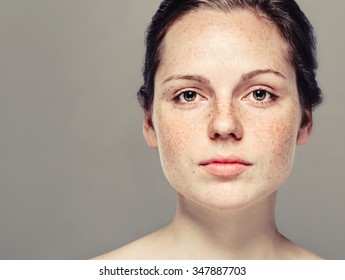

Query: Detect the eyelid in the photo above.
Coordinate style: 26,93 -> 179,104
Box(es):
247,86 -> 276,96
175,87 -> 203,95
174,88 -> 206,102
242,87 -> 278,103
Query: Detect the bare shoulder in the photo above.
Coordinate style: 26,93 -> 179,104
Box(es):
289,246 -> 323,260
93,229 -> 169,260
92,231 -> 323,260
279,238 -> 323,260
93,237 -> 155,260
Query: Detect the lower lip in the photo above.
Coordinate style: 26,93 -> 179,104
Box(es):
201,163 -> 251,177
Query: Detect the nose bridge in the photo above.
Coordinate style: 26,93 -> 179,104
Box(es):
208,95 -> 242,140
213,97 -> 239,127
215,97 -> 235,116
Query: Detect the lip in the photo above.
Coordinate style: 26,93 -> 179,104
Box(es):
199,156 -> 252,177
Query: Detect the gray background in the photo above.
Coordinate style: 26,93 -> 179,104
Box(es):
0,0 -> 344,259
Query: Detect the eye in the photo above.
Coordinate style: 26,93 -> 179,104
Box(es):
246,89 -> 276,103
253,89 -> 267,101
175,90 -> 202,103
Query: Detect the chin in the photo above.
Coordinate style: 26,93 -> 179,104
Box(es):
179,194 -> 249,211
198,198 -> 259,211
179,186 -> 279,212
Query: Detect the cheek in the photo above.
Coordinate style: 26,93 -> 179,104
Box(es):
255,111 -> 300,180
272,123 -> 296,162
153,110 -> 191,174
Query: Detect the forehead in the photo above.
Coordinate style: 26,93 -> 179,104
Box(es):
158,8 -> 293,79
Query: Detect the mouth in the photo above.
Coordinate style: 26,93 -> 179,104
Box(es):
199,156 -> 252,177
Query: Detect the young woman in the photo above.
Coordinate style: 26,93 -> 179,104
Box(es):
97,0 -> 322,259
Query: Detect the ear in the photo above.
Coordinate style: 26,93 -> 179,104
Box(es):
296,111 -> 313,145
143,113 -> 158,148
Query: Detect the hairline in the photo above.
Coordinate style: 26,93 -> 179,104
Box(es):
150,5 -> 295,109
154,5 -> 295,83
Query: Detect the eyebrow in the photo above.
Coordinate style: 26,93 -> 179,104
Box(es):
162,69 -> 286,85
241,69 -> 286,81
162,74 -> 211,85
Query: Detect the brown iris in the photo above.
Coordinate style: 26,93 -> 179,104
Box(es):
253,89 -> 268,101
182,91 -> 197,102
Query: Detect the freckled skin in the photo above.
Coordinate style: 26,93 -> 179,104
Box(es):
145,9 -> 310,211
94,8 -> 321,260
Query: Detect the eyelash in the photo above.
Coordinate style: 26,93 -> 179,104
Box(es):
243,88 -> 278,105
173,90 -> 204,104
173,88 -> 278,105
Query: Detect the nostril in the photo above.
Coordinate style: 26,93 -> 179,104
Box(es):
207,102 -> 244,141
213,132 -> 240,140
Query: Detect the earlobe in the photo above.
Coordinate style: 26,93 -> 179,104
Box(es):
297,111 -> 313,145
143,114 -> 158,148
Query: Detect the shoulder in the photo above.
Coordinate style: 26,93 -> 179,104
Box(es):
94,238 -> 153,260
279,238 -> 323,260
92,229 -> 168,260
289,247 -> 323,260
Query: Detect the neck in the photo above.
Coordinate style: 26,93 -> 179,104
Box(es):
166,192 -> 285,259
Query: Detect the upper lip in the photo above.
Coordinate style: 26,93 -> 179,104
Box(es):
199,155 -> 252,166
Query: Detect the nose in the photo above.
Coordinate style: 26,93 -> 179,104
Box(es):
207,101 -> 243,141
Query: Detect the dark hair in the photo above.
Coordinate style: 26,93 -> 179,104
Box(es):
137,0 -> 322,126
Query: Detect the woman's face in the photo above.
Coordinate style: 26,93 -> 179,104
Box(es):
144,9 -> 312,210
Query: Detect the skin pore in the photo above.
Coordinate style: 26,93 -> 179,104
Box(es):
96,8 -> 320,260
